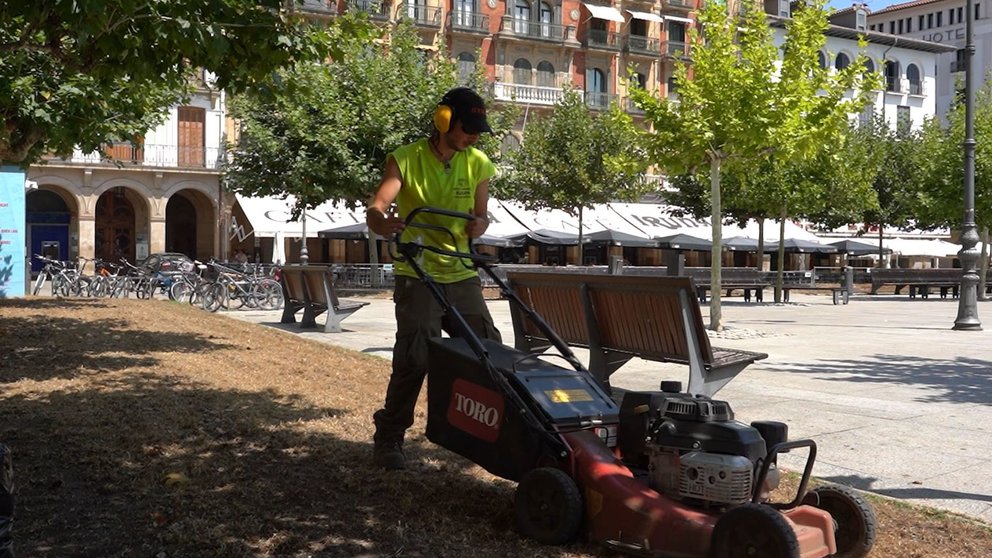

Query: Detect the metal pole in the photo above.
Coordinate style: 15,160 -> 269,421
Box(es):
955,0 -> 982,330
300,211 -> 309,265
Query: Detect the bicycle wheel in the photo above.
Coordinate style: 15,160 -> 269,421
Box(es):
224,283 -> 245,310
202,283 -> 226,313
253,279 -> 284,311
89,276 -> 108,298
32,271 -> 47,295
170,281 -> 192,302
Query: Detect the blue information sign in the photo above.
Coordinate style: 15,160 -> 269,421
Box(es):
0,166 -> 27,297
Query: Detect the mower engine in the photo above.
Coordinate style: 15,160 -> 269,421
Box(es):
620,388 -> 787,508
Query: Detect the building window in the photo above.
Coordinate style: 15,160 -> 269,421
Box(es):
889,21 -> 895,33
936,11 -> 943,26
536,60 -> 555,87
897,105 -> 911,134
818,51 -> 827,69
669,21 -> 686,43
864,58 -> 876,74
857,11 -> 867,31
836,52 -> 851,70
958,7 -> 964,22
513,58 -> 532,85
884,60 -> 901,92
949,8 -> 955,24
539,2 -> 553,37
919,15 -> 925,29
898,19 -> 903,33
457,52 -> 475,84
906,17 -> 912,32
928,13 -> 933,28
514,0 -> 530,33
906,64 -> 922,94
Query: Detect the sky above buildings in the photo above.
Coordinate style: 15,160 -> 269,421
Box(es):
827,0 -> 897,13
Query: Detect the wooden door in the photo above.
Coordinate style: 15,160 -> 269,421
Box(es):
177,106 -> 206,167
95,189 -> 136,264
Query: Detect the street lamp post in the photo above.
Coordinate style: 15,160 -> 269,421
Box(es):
955,0 -> 982,330
300,210 -> 310,265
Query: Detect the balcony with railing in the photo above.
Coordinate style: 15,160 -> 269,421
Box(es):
663,40 -> 690,58
951,60 -> 966,73
499,16 -> 576,43
351,0 -> 390,20
624,97 -> 645,114
42,143 -> 225,170
907,80 -> 925,96
585,91 -> 617,110
885,76 -> 903,94
661,0 -> 696,11
448,10 -> 489,33
296,0 -> 337,15
493,82 -> 571,105
398,2 -> 443,26
625,34 -> 661,56
585,29 -> 620,50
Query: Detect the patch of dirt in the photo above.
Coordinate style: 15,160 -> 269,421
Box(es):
0,297 -> 988,557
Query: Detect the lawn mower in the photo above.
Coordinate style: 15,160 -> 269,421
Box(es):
392,207 -> 876,558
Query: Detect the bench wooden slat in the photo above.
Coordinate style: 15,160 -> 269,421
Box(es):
507,272 -> 768,397
280,265 -> 369,333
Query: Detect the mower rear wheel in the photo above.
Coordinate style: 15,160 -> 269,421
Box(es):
514,467 -> 582,545
710,503 -> 799,558
803,485 -> 877,558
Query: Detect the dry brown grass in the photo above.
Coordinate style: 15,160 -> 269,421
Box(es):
0,297 -> 989,557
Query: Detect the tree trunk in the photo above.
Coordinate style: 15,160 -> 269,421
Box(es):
709,156 -> 723,331
878,226 -> 886,268
578,206 -> 584,266
756,217 -> 765,271
775,206 -> 786,303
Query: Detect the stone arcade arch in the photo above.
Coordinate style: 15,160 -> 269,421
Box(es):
26,187 -> 77,273
165,188 -> 216,261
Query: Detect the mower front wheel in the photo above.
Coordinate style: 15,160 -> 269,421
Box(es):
803,485 -> 877,558
514,467 -> 583,546
710,503 -> 800,558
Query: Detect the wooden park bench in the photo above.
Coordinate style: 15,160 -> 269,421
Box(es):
773,272 -> 850,304
869,268 -> 962,299
505,272 -> 768,397
685,267 -> 769,303
280,265 -> 369,333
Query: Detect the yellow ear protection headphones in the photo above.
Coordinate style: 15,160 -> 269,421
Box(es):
433,88 -> 462,134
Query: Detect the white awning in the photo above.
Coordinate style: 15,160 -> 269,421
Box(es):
583,3 -> 626,23
664,15 -> 694,24
234,194 -> 366,238
626,10 -> 664,22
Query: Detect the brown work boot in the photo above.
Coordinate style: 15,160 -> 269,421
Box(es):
372,440 -> 406,471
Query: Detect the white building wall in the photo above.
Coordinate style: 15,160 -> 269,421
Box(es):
770,26 -> 943,129
866,0 -> 991,119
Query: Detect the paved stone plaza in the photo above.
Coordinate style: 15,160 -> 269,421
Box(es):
229,292 -> 992,524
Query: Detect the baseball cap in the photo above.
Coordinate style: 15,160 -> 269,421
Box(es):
444,87 -> 492,134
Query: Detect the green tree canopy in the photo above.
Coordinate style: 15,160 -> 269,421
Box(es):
1,0 -> 336,166
493,89 -> 650,243
225,16 -> 517,216
632,0 -> 875,326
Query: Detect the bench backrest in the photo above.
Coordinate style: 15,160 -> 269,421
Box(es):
685,267 -> 764,285
506,272 -> 715,366
281,267 -> 308,302
871,268 -> 963,282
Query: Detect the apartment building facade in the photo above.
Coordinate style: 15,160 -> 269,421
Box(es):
20,0 -> 951,270
834,0 -> 983,119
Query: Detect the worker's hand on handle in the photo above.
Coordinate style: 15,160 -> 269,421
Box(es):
367,207 -> 405,237
464,211 -> 489,239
